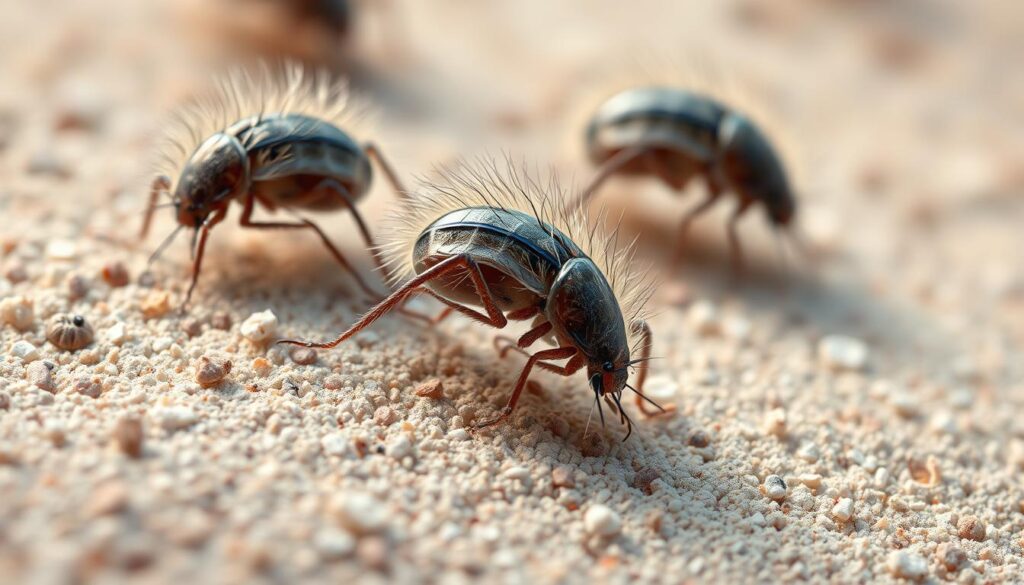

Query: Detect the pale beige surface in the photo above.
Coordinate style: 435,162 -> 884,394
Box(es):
1,1 -> 1023,583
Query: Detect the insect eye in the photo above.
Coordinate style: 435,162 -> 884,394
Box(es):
603,362 -> 614,372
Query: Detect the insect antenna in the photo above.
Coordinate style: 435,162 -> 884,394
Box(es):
141,202 -> 177,214
148,225 -> 185,266
190,226 -> 201,261
611,391 -> 634,441
625,383 -> 666,413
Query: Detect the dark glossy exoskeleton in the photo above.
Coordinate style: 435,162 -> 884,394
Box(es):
280,162 -> 661,437
577,86 -> 797,270
141,68 -> 406,308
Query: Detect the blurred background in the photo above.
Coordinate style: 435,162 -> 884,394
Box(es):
1,0 -> 1023,582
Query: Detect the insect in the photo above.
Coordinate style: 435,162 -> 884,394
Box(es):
574,86 -> 798,271
182,0 -> 352,67
141,65 -> 405,308
280,159 -> 663,437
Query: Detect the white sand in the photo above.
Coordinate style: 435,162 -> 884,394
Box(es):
1,0 -> 1023,583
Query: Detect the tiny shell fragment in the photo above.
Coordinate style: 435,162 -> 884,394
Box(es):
46,314 -> 94,351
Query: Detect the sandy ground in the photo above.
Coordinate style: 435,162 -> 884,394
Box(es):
1,0 -> 1023,583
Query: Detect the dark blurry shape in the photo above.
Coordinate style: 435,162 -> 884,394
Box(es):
140,65 -> 406,309
279,159 -> 667,439
575,86 -> 801,273
181,0 -> 352,68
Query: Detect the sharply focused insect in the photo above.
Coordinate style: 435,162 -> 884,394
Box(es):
574,86 -> 798,271
280,159 -> 662,437
141,65 -> 406,308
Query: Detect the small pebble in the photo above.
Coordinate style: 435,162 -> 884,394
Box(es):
290,347 -> 317,365
583,505 -> 622,537
101,261 -> 130,287
890,391 -> 921,418
45,240 -> 76,261
414,379 -> 444,399
27,361 -> 55,392
643,375 -> 678,402
764,475 -> 788,501
106,322 -> 127,345
137,270 -> 156,288
0,296 -> 34,330
210,312 -> 232,330
633,468 -> 660,494
936,543 -> 967,572
374,406 -> 396,426
140,291 -> 172,319
688,300 -> 720,336
112,416 -> 144,458
818,335 -> 869,371
195,357 -> 232,388
957,515 -> 987,542
723,315 -> 752,342
11,340 -> 39,363
66,274 -> 89,300
797,443 -> 820,463
5,264 -> 28,284
386,434 -> 412,459
832,498 -> 854,522
688,430 -> 710,448
155,406 -> 199,431
181,318 -> 202,338
320,433 -> 348,456
252,357 -> 272,377
799,473 -> 822,489
73,377 -> 102,399
46,313 -> 94,351
552,466 -> 575,488
0,392 -> 10,410
240,310 -> 278,343
763,408 -> 787,437
27,151 -> 71,178
84,482 -> 129,518
331,493 -> 388,535
314,528 -> 356,560
887,550 -> 928,581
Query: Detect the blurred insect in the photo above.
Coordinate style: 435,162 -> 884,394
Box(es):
181,0 -> 352,67
141,64 -> 405,309
574,86 -> 799,272
280,159 -> 663,438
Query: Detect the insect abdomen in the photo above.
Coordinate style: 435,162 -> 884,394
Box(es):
587,87 -> 727,167
230,113 -> 372,210
412,207 -> 581,311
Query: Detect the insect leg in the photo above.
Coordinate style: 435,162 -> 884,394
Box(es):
364,142 -> 408,200
473,346 -> 579,430
237,192 -> 385,300
727,197 -> 755,275
182,208 -> 228,311
311,178 -> 390,283
629,319 -> 671,417
492,320 -> 553,358
278,254 -> 508,349
569,144 -> 651,210
671,185 -> 722,264
494,343 -> 587,376
397,303 -> 454,325
140,175 -> 171,240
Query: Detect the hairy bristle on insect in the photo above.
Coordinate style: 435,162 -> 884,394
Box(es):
378,157 -> 657,355
154,62 -> 368,189
566,52 -> 808,195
